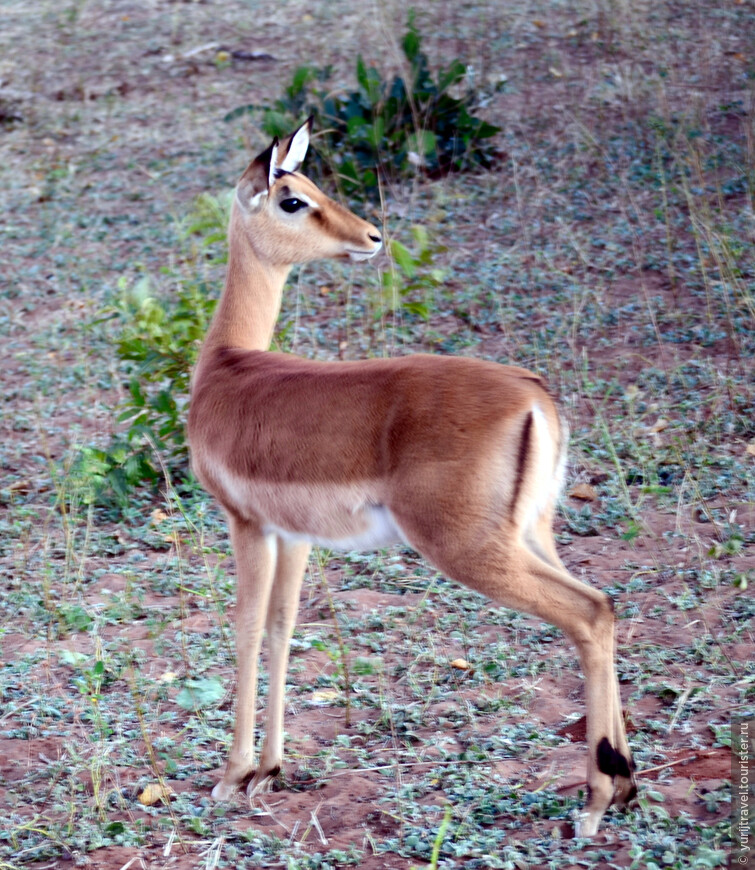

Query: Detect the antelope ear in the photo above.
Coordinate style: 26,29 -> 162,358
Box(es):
277,116 -> 313,174
236,137 -> 280,210
267,139 -> 280,188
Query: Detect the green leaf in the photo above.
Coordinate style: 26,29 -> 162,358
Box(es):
200,231 -> 227,247
403,301 -> 430,319
356,55 -> 369,94
176,676 -> 225,711
223,103 -> 256,123
390,240 -> 417,279
346,114 -> 369,138
408,130 -> 437,160
262,110 -> 297,139
59,649 -> 88,668
410,224 -> 429,253
402,16 -> 420,63
367,116 -> 384,149
353,657 -> 378,675
476,120 -> 501,138
437,59 -> 466,93
59,604 -> 93,632
289,65 -> 315,98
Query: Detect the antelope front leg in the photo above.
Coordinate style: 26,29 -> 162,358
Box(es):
248,537 -> 311,796
212,518 -> 277,801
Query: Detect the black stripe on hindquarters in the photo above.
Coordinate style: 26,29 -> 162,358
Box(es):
510,411 -> 533,517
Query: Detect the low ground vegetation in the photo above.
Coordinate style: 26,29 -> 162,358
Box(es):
0,1 -> 753,868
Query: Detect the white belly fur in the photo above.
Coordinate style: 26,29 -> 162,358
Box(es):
265,503 -> 404,550
211,461 -> 406,551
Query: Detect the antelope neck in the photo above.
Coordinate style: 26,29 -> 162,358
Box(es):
195,244 -> 291,386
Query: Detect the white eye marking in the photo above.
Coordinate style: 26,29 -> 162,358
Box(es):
279,191 -> 319,212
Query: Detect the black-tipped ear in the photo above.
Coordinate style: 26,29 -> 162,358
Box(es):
236,136 -> 279,207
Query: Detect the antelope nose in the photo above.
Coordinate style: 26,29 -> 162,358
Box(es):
369,231 -> 382,244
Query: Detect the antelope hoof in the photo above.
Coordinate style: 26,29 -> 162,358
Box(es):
211,778 -> 240,801
211,760 -> 256,800
247,764 -> 281,798
574,810 -> 601,839
613,774 -> 638,808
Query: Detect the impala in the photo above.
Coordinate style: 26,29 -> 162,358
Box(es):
187,118 -> 636,837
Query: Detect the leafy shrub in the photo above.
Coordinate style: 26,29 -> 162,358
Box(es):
73,195 -> 228,506
74,275 -> 216,505
383,226 -> 448,319
225,12 -> 501,194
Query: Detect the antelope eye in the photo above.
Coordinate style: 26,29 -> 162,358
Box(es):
280,197 -> 307,214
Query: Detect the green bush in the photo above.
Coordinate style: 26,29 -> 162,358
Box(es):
74,274 -> 217,505
383,225 -> 448,319
73,195 -> 228,506
225,12 -> 501,194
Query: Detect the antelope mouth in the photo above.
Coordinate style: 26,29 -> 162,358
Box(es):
346,244 -> 382,262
